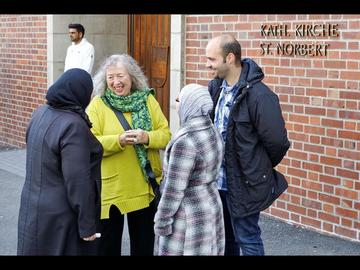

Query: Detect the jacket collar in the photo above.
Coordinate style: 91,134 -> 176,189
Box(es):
215,58 -> 264,92
72,38 -> 87,47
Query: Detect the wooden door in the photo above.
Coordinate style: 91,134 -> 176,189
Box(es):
128,14 -> 171,120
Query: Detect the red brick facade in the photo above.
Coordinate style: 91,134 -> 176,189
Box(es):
0,14 -> 359,242
184,15 -> 360,241
0,15 -> 47,147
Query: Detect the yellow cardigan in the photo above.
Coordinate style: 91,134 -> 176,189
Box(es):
87,95 -> 171,218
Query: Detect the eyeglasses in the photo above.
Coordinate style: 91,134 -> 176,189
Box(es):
175,97 -> 180,102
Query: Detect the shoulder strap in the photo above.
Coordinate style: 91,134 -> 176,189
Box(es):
113,109 -> 132,131
104,96 -> 132,131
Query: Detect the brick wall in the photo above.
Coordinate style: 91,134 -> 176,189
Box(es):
0,15 -> 47,148
184,15 -> 360,241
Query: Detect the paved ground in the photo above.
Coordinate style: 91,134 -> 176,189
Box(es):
0,147 -> 359,255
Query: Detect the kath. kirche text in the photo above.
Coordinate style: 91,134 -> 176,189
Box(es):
259,23 -> 339,57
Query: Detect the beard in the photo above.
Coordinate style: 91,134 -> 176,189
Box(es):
215,71 -> 226,79
210,69 -> 225,80
215,65 -> 229,79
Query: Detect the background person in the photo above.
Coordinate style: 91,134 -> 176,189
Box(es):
154,83 -> 225,255
87,54 -> 171,256
64,23 -> 95,75
17,69 -> 102,256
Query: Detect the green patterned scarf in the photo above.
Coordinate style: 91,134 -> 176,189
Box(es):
102,87 -> 154,181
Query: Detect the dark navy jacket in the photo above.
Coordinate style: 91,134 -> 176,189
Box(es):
209,58 -> 290,218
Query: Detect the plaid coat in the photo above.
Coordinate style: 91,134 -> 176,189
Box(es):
154,116 -> 225,255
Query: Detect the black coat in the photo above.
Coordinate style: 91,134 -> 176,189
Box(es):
209,58 -> 290,218
17,69 -> 103,255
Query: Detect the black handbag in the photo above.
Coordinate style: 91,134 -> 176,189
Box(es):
107,102 -> 161,206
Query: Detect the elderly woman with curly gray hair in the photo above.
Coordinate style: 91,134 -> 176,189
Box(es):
87,54 -> 171,256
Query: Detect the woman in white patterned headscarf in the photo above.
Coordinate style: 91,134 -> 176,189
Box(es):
154,83 -> 225,255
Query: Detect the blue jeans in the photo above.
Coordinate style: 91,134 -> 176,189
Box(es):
219,190 -> 240,255
219,190 -> 265,256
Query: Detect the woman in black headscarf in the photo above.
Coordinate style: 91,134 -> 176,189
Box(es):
17,69 -> 103,255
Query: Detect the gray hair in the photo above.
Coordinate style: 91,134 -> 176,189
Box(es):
92,54 -> 148,97
178,83 -> 213,126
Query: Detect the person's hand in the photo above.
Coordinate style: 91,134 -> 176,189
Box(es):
119,129 -> 149,146
119,132 -> 134,147
128,129 -> 149,145
82,233 -> 97,241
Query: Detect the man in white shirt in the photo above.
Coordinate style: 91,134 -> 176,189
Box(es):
64,23 -> 95,75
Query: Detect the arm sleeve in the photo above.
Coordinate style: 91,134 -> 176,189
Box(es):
251,93 -> 290,167
87,99 -> 124,157
82,44 -> 95,74
64,47 -> 70,72
60,121 -> 96,238
154,138 -> 196,236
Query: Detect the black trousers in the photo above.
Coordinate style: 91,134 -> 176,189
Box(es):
97,202 -> 156,256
